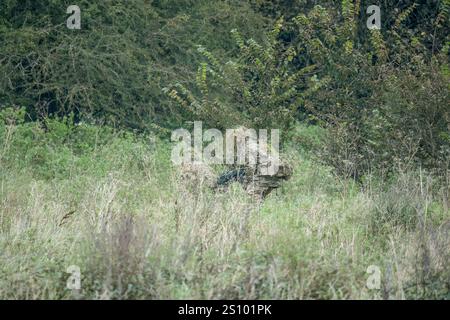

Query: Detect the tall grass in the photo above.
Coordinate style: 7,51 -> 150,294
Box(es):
0,114 -> 448,299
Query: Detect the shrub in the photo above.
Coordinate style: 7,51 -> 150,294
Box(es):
283,2 -> 450,178
0,0 -> 269,130
164,18 -> 317,133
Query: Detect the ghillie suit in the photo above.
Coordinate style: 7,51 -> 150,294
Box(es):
215,164 -> 292,199
179,161 -> 292,199
214,127 -> 293,199
178,127 -> 292,199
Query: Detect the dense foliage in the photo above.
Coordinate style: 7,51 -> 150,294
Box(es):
0,0 -> 268,129
282,1 -> 450,177
165,20 -> 317,132
1,0 -> 449,175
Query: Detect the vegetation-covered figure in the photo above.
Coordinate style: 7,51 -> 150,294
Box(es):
214,127 -> 293,199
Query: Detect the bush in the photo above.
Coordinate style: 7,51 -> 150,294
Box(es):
0,0 -> 269,130
282,2 -> 450,178
165,18 -> 317,133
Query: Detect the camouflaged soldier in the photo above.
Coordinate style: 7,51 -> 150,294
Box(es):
215,127 -> 293,199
